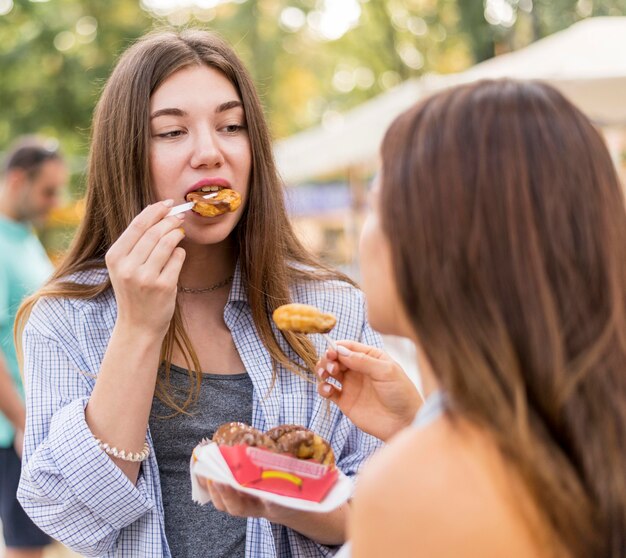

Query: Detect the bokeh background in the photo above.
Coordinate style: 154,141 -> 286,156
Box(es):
2,0 -> 626,267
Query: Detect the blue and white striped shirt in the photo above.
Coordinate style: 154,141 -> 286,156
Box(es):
17,263 -> 383,557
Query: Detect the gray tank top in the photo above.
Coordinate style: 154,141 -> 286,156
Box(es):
150,364 -> 253,558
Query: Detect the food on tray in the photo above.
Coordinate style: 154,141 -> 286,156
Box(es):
195,422 -> 338,502
212,422 -> 277,450
272,303 -> 336,334
265,424 -> 308,441
268,425 -> 335,466
212,422 -> 335,466
186,188 -> 242,217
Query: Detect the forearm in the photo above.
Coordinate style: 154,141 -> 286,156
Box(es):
0,352 -> 25,431
85,322 -> 163,483
270,502 -> 349,546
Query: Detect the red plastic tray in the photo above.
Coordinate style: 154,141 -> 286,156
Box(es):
219,445 -> 338,502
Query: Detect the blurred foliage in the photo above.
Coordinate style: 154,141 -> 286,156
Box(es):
1,0 -> 625,173
459,0 -> 626,59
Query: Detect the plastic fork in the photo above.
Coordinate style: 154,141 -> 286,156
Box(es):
322,334 -> 338,352
166,192 -> 217,217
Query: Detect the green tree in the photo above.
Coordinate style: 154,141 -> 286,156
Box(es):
458,0 -> 626,64
456,0 -> 494,61
0,0 -> 149,167
2,0 -> 625,161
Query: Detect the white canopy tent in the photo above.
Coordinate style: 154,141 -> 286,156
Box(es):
274,17 -> 626,184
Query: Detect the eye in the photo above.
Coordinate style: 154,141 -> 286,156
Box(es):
156,130 -> 185,138
222,124 -> 246,134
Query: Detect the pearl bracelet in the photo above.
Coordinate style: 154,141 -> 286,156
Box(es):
95,438 -> 150,462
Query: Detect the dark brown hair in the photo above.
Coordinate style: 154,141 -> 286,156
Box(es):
16,29 -> 351,413
3,137 -> 62,179
381,80 -> 626,557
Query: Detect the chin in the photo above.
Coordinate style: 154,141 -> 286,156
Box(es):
365,295 -> 413,338
186,215 -> 239,243
185,230 -> 233,246
364,302 -> 394,336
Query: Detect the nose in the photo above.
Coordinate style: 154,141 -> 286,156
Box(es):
190,129 -> 224,169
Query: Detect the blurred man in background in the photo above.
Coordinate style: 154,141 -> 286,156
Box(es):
0,137 -> 67,558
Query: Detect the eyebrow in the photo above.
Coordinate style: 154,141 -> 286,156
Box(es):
150,100 -> 243,120
217,100 -> 243,113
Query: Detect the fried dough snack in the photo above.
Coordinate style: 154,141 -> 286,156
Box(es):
212,422 -> 277,450
272,303 -> 336,334
265,424 -> 308,441
213,422 -> 335,466
267,425 -> 335,467
186,188 -> 242,217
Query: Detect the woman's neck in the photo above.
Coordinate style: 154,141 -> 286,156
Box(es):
411,338 -> 440,398
177,238 -> 237,290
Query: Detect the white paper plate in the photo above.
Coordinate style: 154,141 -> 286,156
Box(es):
190,442 -> 353,513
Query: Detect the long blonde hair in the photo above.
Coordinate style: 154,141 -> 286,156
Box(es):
16,29 -> 352,414
381,80 -> 626,556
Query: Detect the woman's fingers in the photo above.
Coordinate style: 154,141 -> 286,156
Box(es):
106,200 -> 175,262
317,342 -> 392,381
158,246 -> 186,285
334,343 -> 394,380
316,363 -> 344,384
208,483 -> 226,510
141,226 -> 186,276
197,476 -> 211,490
126,214 -> 185,268
211,483 -> 264,517
334,340 -> 387,360
317,381 -> 342,403
315,348 -> 348,378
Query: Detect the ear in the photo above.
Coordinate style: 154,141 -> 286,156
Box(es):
5,168 -> 29,191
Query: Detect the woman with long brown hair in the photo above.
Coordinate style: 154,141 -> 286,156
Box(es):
316,79 -> 626,557
14,29 -> 381,557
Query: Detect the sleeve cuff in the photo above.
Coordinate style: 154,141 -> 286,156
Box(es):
47,398 -> 155,529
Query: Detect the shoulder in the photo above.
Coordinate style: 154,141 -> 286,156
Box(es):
287,265 -> 364,316
63,265 -> 109,288
351,418 -> 543,558
292,277 -> 362,309
26,267 -> 114,340
290,274 -> 374,343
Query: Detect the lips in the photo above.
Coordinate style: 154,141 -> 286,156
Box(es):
186,189 -> 242,217
185,178 -> 231,198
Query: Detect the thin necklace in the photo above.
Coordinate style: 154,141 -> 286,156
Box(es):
177,275 -> 234,294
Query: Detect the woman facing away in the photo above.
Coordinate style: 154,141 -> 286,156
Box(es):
315,80 -> 626,557
14,29 -> 381,558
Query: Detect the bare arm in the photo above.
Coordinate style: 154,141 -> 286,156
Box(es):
351,423 -> 543,558
0,350 -> 25,432
207,482 -> 348,545
273,505 -> 348,546
85,200 -> 186,483
85,326 -> 164,482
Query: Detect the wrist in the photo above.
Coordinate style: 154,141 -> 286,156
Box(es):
113,320 -> 166,348
379,409 -> 419,442
263,502 -> 297,524
404,396 -> 422,427
109,322 -> 165,375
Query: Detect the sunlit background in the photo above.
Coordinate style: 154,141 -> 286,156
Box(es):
2,0 -> 625,270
